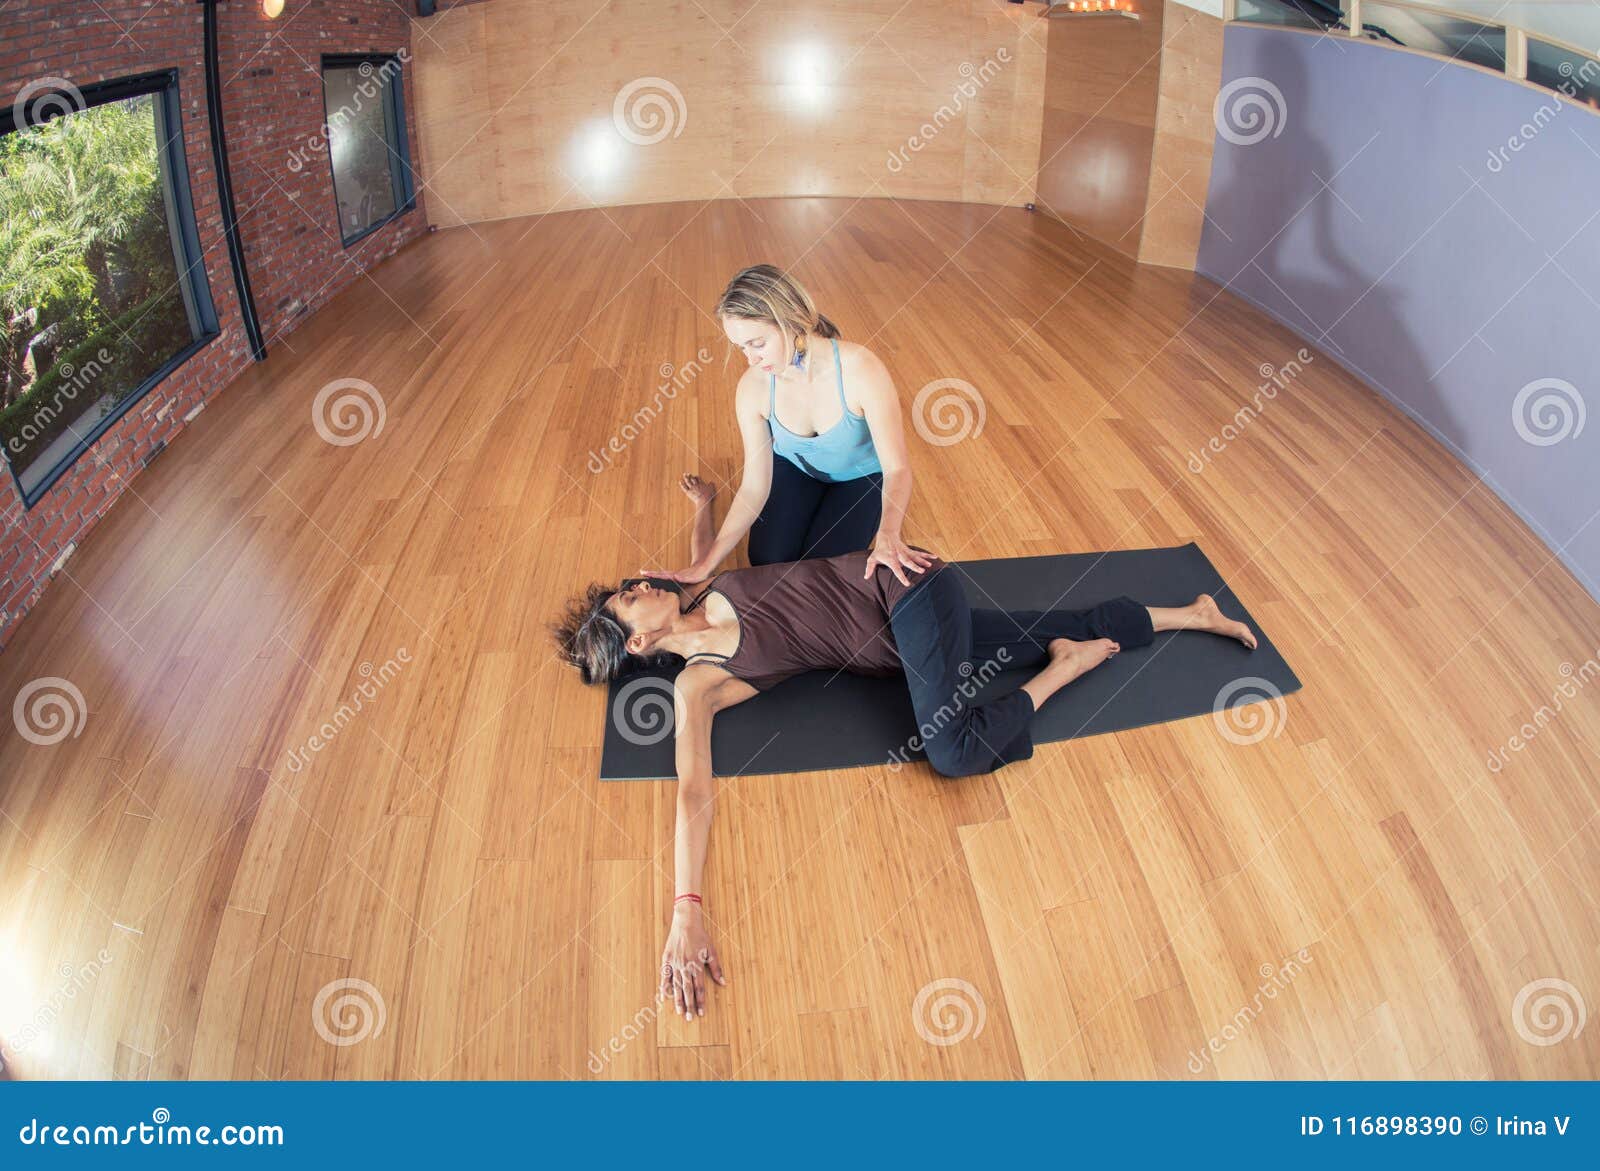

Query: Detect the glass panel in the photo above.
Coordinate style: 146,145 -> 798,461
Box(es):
1,92 -> 201,497
1235,0 -> 1330,31
1359,3 -> 1507,73
1526,39 -> 1600,111
324,63 -> 402,243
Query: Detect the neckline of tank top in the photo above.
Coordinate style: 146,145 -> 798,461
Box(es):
768,341 -> 863,440
682,583 -> 742,668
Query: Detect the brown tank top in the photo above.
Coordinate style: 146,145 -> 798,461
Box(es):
687,549 -> 945,691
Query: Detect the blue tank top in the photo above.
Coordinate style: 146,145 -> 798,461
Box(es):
768,338 -> 883,483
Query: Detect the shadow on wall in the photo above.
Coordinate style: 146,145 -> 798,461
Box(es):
1202,44 -> 1439,443
1197,27 -> 1600,600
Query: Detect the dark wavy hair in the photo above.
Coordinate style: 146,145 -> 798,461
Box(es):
550,582 -> 685,686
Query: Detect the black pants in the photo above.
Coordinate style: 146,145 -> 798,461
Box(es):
888,566 -> 1155,777
748,454 -> 883,565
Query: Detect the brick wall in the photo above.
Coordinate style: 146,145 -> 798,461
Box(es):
0,0 -> 428,651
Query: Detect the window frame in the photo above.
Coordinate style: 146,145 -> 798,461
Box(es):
319,53 -> 418,249
1,68 -> 221,510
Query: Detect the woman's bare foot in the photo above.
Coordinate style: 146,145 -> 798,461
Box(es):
1046,637 -> 1120,683
679,473 -> 717,507
1023,637 -> 1120,712
1186,594 -> 1257,650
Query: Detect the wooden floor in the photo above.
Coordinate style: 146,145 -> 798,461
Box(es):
2,198 -> 1598,1080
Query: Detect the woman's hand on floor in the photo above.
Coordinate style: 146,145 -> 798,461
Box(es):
659,905 -> 726,1020
865,532 -> 937,586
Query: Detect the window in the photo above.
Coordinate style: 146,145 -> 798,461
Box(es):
1356,4 -> 1508,73
1,71 -> 218,504
1526,38 -> 1600,110
1232,0 -> 1332,32
321,54 -> 416,246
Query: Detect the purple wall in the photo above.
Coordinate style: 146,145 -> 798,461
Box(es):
1197,27 -> 1600,601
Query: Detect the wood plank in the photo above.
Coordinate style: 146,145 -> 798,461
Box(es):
1,196 -> 1596,1082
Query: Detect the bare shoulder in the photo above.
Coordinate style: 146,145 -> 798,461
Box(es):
734,364 -> 769,415
836,339 -> 896,401
674,660 -> 757,712
835,337 -> 886,374
673,661 -> 725,708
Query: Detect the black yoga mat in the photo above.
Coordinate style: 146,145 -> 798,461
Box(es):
598,542 -> 1301,780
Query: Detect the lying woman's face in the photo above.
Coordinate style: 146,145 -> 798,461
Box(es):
607,579 -> 681,646
723,315 -> 784,375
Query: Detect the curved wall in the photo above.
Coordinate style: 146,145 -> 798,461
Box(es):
1197,27 -> 1600,599
410,0 -> 1047,225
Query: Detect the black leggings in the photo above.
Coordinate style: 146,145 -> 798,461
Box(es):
888,567 -> 1156,778
747,454 -> 883,566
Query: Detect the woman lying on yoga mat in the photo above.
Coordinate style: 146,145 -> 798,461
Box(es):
550,531 -> 1259,1024
643,264 -> 933,586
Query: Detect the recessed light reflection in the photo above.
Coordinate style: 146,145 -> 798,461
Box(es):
0,946 -> 42,1070
779,41 -> 833,114
568,119 -> 627,191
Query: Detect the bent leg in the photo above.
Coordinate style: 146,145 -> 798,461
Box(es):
889,570 -> 1036,778
889,581 -> 1256,777
802,472 -> 884,559
747,454 -> 826,565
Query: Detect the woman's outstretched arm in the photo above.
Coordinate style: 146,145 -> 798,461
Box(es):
659,665 -> 754,1019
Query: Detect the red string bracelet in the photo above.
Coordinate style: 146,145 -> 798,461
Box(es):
673,893 -> 702,906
